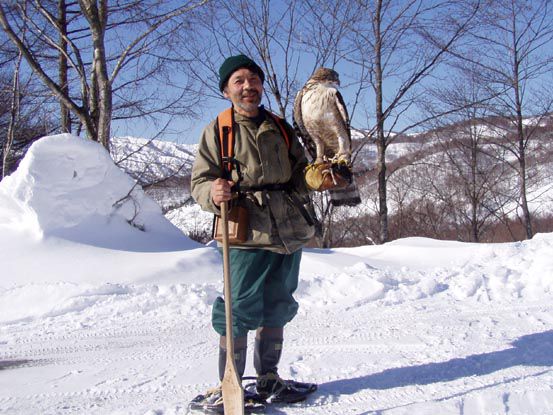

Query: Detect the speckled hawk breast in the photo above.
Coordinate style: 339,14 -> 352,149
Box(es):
293,68 -> 361,206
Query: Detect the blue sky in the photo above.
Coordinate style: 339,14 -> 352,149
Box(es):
110,0 -> 553,146
111,96 -> 229,145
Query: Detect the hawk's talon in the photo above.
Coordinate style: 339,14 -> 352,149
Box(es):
330,154 -> 351,167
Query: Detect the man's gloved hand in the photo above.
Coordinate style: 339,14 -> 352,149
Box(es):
304,161 -> 353,192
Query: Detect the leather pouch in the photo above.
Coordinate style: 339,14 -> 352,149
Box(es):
213,205 -> 249,244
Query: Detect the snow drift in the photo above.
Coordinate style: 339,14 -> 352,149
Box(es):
0,134 -> 221,290
0,134 -> 189,243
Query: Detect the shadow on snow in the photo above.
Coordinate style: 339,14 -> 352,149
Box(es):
320,330 -> 553,394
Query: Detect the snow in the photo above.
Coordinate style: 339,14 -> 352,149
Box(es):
1,134 -> 553,414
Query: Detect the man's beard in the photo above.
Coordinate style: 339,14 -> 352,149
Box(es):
236,90 -> 261,113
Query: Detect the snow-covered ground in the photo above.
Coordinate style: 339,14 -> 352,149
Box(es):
1,135 -> 553,415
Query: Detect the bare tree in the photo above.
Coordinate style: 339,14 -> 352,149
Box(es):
459,0 -> 553,239
1,21 -> 54,178
426,125 -> 512,242
347,0 -> 481,243
182,0 -> 308,118
0,68 -> 55,177
2,18 -> 24,178
0,0 -> 209,149
57,0 -> 71,133
418,69 -> 515,241
3,57 -> 21,178
295,0 -> 362,69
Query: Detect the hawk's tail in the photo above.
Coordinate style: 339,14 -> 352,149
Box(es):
329,178 -> 361,207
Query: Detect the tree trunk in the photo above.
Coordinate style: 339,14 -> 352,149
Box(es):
3,51 -> 22,179
374,0 -> 388,244
80,0 -> 112,149
58,0 -> 71,133
470,127 -> 479,242
512,33 -> 533,240
519,157 -> 532,239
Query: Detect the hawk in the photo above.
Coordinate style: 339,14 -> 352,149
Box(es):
293,68 -> 361,206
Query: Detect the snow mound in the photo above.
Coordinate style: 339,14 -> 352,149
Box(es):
297,233 -> 553,308
0,134 -> 195,250
454,233 -> 553,301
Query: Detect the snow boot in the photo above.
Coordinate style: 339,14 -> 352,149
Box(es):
218,335 -> 247,381
189,336 -> 266,413
253,327 -> 317,403
253,327 -> 283,376
255,372 -> 317,403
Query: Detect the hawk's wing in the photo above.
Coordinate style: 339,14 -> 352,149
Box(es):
334,89 -> 351,141
328,89 -> 361,206
293,88 -> 317,161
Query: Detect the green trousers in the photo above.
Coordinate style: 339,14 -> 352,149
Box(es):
212,248 -> 302,337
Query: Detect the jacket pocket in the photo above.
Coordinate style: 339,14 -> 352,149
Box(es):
283,193 -> 315,242
257,131 -> 291,183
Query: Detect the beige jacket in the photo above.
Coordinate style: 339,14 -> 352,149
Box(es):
191,108 -> 315,254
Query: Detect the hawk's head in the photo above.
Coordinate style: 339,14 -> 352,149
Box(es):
310,68 -> 340,87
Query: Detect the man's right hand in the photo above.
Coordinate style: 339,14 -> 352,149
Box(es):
211,178 -> 235,207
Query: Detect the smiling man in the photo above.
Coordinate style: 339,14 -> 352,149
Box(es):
190,55 -> 317,412
223,67 -> 263,117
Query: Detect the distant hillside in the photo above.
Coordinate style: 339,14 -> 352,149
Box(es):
111,136 -> 197,212
112,114 -> 553,245
348,114 -> 553,244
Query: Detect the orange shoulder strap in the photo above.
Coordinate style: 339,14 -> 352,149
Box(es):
217,108 -> 291,174
266,110 -> 291,150
217,107 -> 234,174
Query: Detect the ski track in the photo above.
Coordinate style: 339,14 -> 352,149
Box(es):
1,292 -> 553,415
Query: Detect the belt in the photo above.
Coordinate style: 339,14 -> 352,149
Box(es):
238,182 -> 315,226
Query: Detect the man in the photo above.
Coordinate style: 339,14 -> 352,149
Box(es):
190,55 -> 316,410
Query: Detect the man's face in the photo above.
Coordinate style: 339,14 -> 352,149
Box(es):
223,68 -> 263,117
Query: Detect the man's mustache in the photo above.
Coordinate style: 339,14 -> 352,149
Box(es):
242,88 -> 259,96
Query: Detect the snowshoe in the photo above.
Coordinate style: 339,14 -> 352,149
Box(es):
188,384 -> 266,414
251,372 -> 318,404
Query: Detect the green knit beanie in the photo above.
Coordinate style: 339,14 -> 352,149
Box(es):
218,55 -> 265,92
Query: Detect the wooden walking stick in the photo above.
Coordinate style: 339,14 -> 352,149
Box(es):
220,200 -> 245,415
